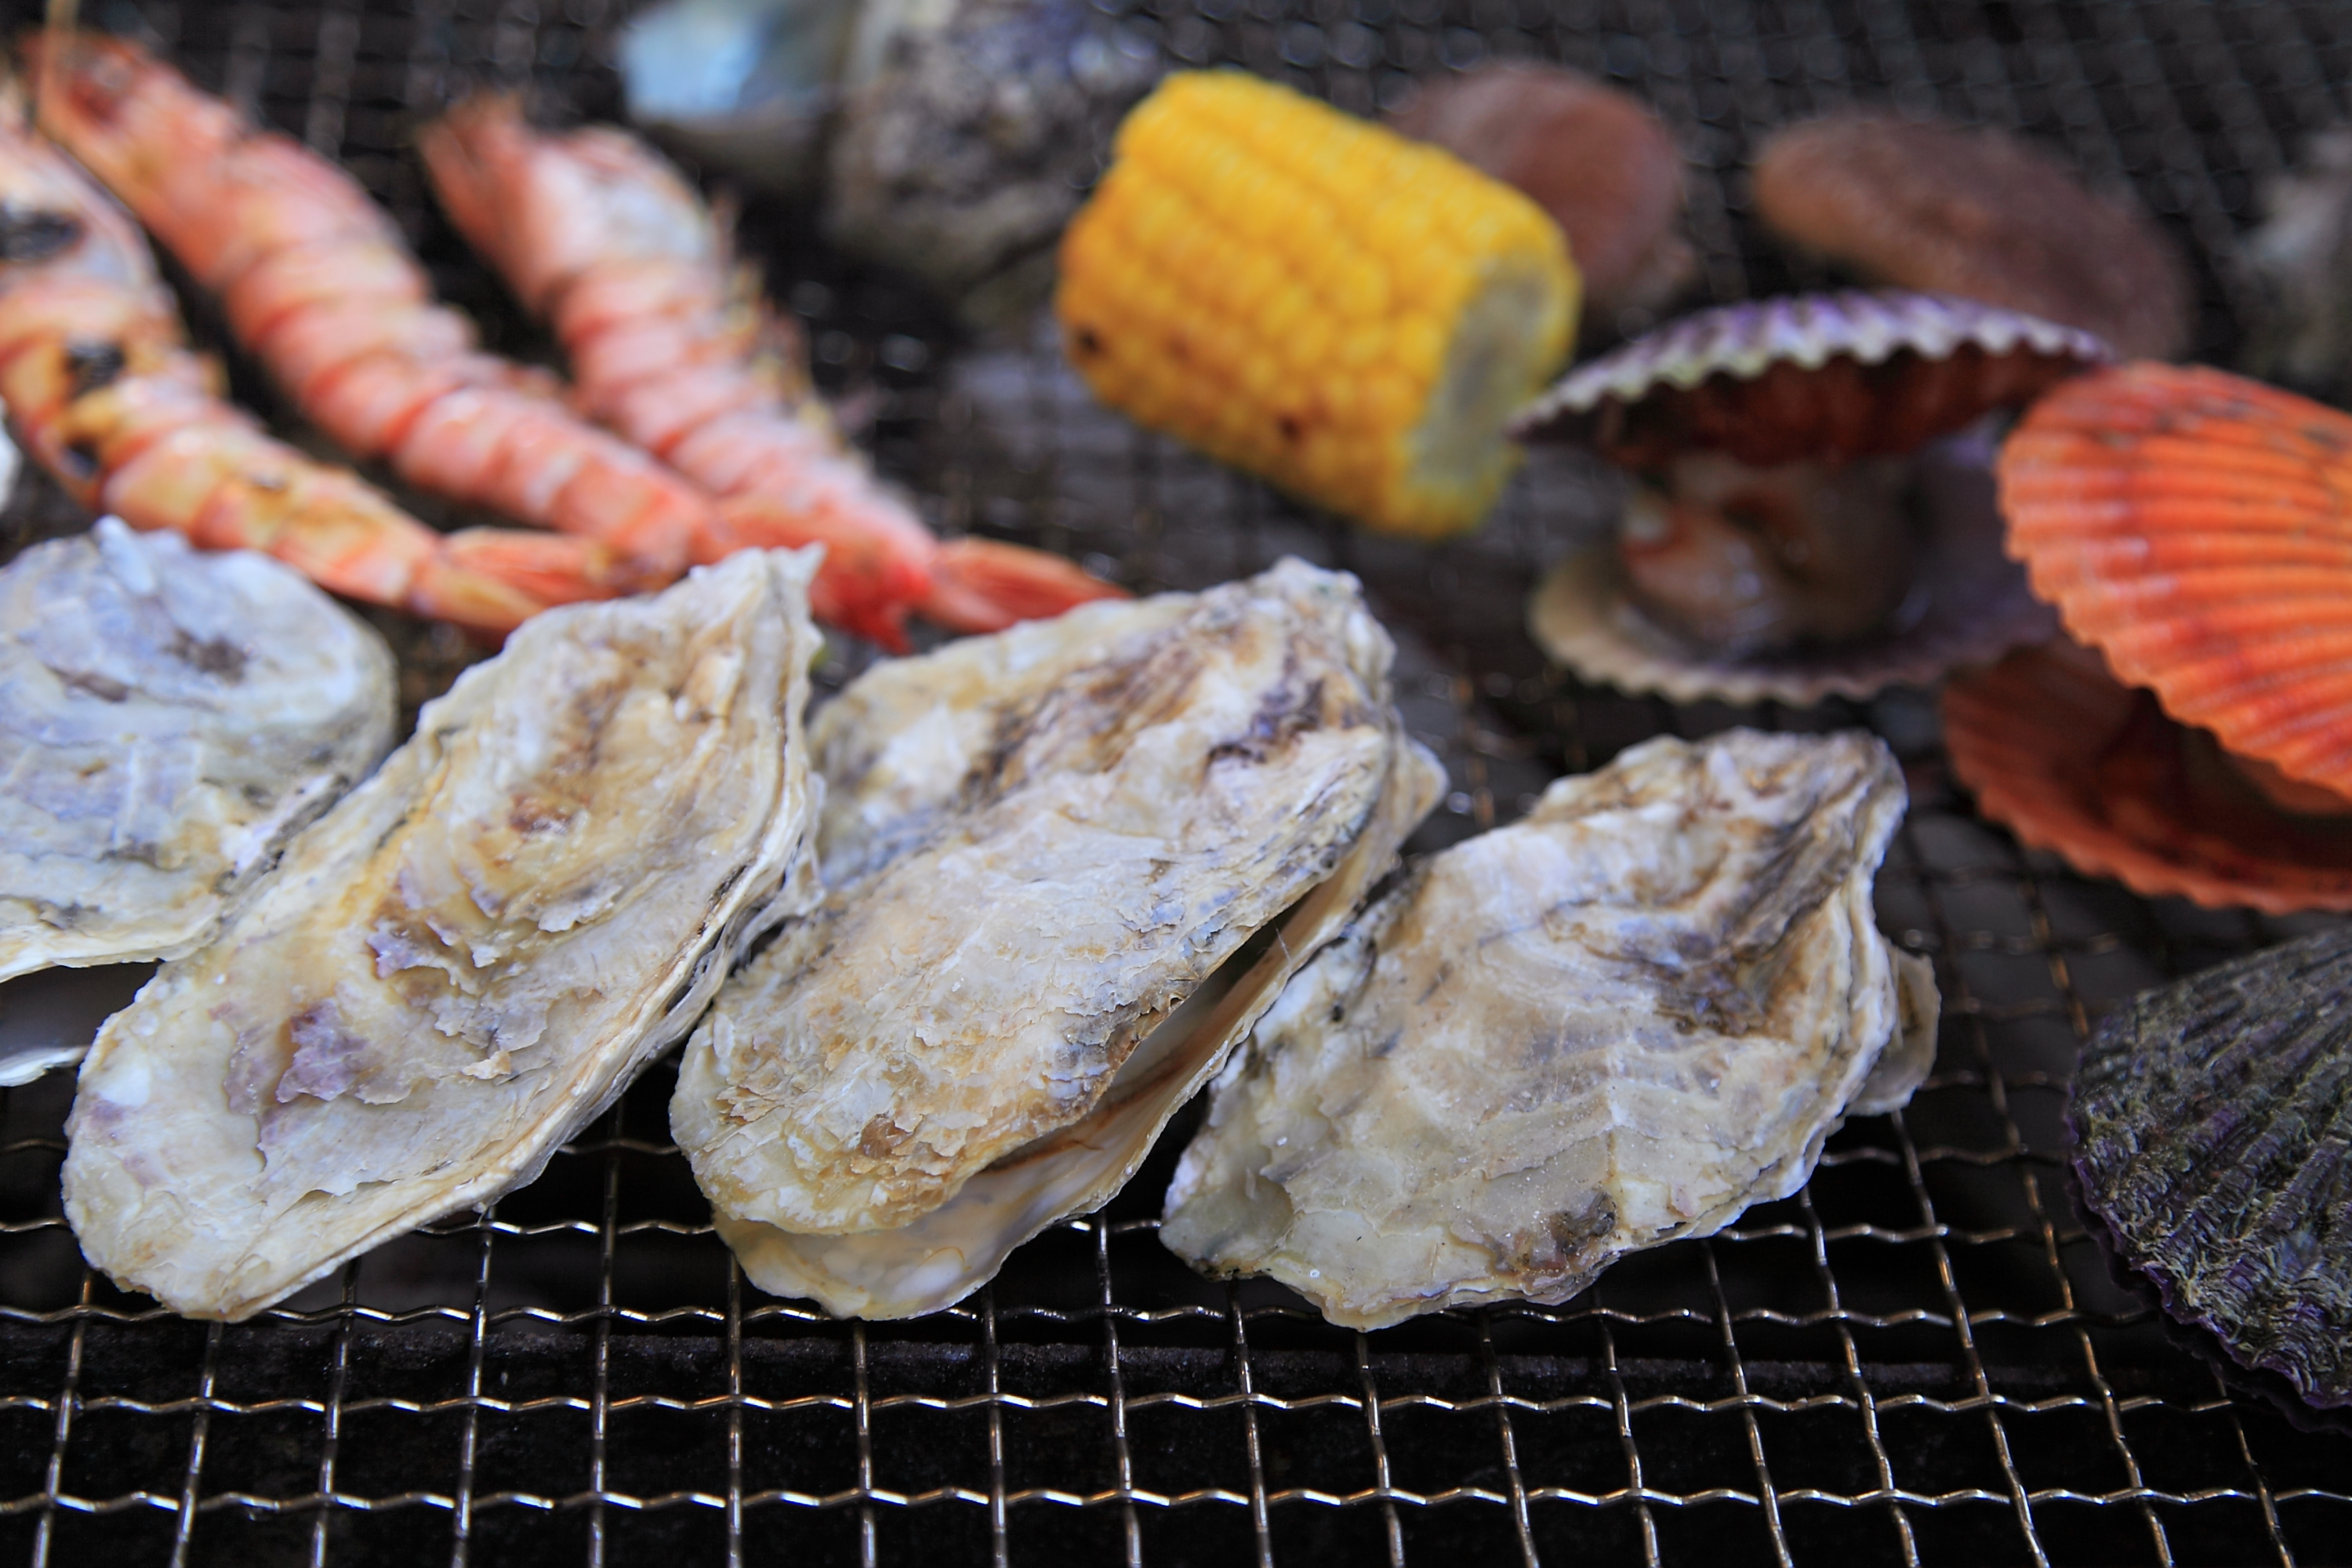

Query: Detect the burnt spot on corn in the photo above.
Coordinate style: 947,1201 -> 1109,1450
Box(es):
0,205 -> 81,263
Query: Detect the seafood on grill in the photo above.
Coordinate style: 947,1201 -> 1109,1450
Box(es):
418,94 -> 1126,649
1752,112 -> 2192,361
1161,728 -> 1938,1330
672,559 -> 1443,1318
0,86 -> 643,632
1,520 -> 394,1043
1388,62 -> 1693,330
63,549 -> 824,1319
2071,927 -> 2352,1412
1511,291 -> 2093,703
1951,361 -> 2352,912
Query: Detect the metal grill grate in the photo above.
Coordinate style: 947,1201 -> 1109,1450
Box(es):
2,0 -> 2350,1563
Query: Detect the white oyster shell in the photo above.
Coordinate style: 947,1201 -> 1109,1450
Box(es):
63,549 -> 824,1319
1,520 -> 394,994
1160,728 -> 1940,1330
675,557 -> 1441,1317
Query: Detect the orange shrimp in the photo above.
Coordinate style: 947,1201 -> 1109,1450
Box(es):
418,95 -> 1128,648
27,32 -> 709,578
0,95 -> 642,635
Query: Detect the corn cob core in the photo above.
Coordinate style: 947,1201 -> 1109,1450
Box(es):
1056,71 -> 1581,539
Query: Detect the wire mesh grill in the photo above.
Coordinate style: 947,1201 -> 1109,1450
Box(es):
2,0 -> 2350,1562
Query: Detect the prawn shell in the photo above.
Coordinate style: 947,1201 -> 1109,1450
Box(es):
1942,639 -> 2352,914
1527,437 -> 2056,704
1511,289 -> 2111,466
1998,361 -> 2352,801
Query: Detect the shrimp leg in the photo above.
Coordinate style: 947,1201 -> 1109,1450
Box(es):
416,95 -> 1127,647
0,94 -> 645,636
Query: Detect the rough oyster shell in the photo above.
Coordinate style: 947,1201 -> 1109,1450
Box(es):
1509,290 -> 2113,463
1160,728 -> 1938,1331
64,549 -> 823,1319
674,558 -> 1440,1317
2070,928 -> 2352,1410
2,520 -> 394,996
2239,128 -> 2352,402
1944,639 -> 2352,915
1999,361 -> 2352,802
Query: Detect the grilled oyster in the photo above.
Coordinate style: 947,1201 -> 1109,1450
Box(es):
1161,728 -> 1938,1330
64,549 -> 823,1319
675,558 -> 1441,1317
1,519 -> 394,1001
2071,927 -> 2352,1412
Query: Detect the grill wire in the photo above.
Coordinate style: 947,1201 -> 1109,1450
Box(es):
2,0 -> 2351,1563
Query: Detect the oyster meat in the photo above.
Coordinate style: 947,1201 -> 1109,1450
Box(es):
2,519 -> 394,998
674,558 -> 1441,1317
2071,927 -> 2352,1410
64,549 -> 824,1319
1161,728 -> 1938,1330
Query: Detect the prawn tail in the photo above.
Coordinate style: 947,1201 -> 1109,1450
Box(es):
708,493 -> 933,652
412,94 -> 528,294
440,527 -> 667,607
917,537 -> 1129,635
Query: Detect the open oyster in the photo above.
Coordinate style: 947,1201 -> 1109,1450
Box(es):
2,519 -> 394,1001
2071,928 -> 2352,1411
1512,291 -> 2094,703
64,548 -> 823,1319
674,558 -> 1441,1317
1161,728 -> 1937,1330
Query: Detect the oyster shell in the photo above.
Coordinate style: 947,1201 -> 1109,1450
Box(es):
674,558 -> 1441,1317
1161,728 -> 1938,1330
64,548 -> 824,1319
2070,928 -> 2352,1410
1,519 -> 394,999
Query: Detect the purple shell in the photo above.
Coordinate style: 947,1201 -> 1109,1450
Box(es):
1509,289 -> 2114,448
2069,928 -> 2352,1411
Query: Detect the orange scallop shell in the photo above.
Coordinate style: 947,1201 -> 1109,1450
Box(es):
1999,361 -> 2352,801
1943,639 -> 2352,914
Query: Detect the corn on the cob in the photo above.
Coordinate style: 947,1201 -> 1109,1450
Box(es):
1055,70 -> 1580,539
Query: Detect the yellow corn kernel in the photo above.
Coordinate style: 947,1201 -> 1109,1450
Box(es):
1055,69 -> 1581,539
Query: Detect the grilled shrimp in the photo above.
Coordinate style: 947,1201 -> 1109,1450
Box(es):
0,97 -> 641,634
418,95 -> 1126,648
27,32 -> 711,577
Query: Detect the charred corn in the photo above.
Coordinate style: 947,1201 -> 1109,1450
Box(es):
1055,70 -> 1579,539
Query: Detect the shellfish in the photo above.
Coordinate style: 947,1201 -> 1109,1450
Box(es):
1,520 -> 394,1006
673,558 -> 1441,1318
2070,927 -> 2352,1411
1160,728 -> 1937,1330
1512,291 -> 2094,704
63,548 -> 823,1319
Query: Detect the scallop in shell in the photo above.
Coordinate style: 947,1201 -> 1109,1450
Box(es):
2070,927 -> 2352,1410
674,558 -> 1441,1318
1160,728 -> 1937,1330
2,519 -> 394,997
1512,291 -> 2094,704
64,548 -> 823,1319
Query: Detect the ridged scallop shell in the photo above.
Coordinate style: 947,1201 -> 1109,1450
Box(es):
2070,927 -> 2352,1410
1528,432 -> 2057,704
1999,361 -> 2352,802
1942,639 -> 2352,914
1511,289 -> 2112,464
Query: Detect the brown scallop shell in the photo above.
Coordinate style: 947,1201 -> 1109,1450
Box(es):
1943,639 -> 2352,915
1529,432 -> 2056,705
2000,362 -> 2352,804
1388,63 -> 1693,320
1510,290 -> 2112,468
1752,113 -> 2194,361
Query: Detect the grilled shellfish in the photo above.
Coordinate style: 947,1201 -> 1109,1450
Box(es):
1161,728 -> 1937,1330
64,549 -> 822,1319
674,558 -> 1441,1318
2,520 -> 394,1004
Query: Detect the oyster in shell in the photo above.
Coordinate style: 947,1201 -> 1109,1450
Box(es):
64,549 -> 824,1319
2,519 -> 394,996
674,558 -> 1441,1317
1161,728 -> 1938,1330
2071,927 -> 2352,1411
